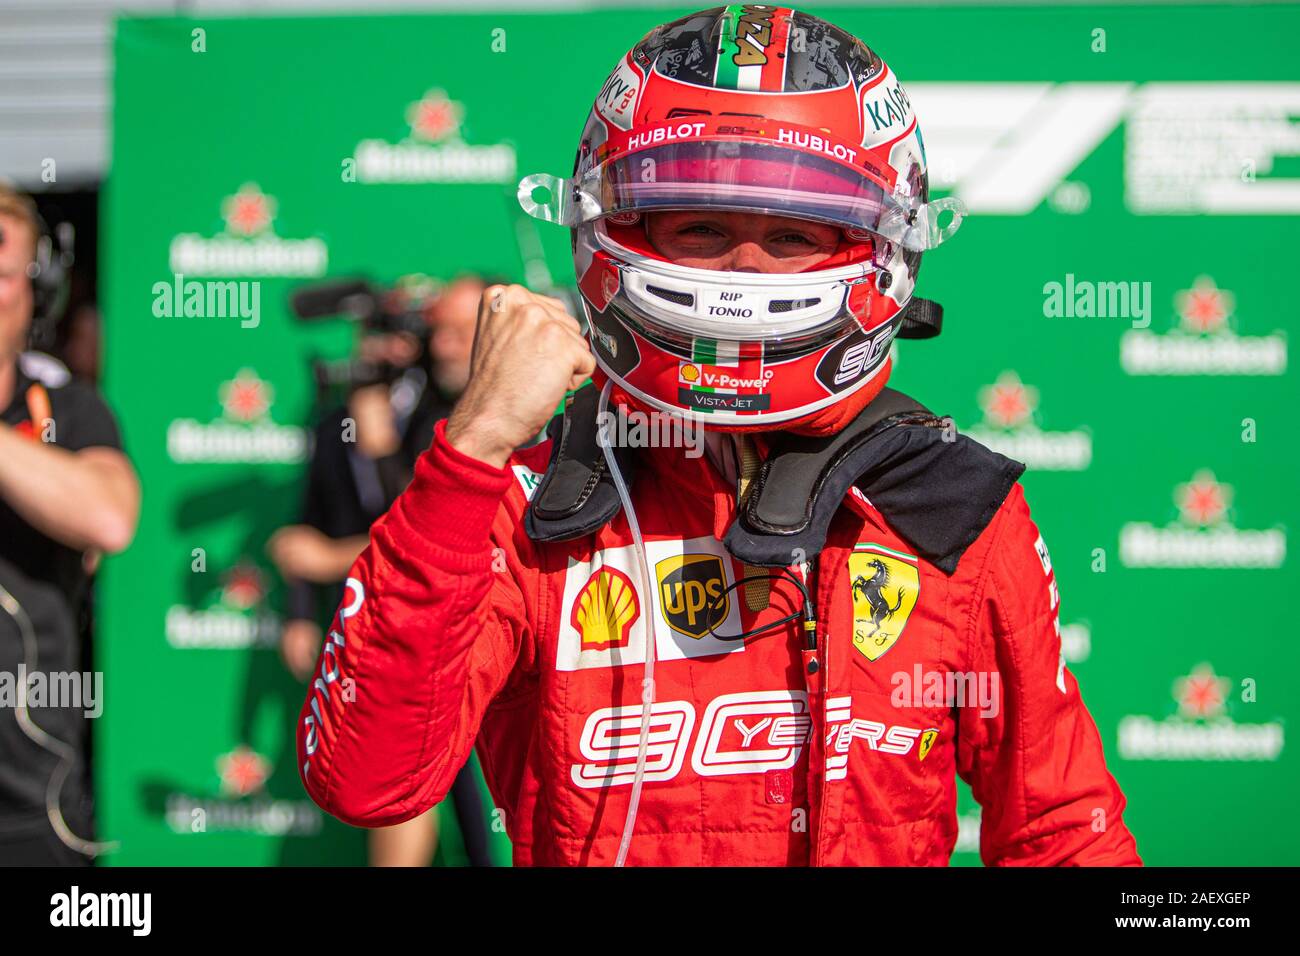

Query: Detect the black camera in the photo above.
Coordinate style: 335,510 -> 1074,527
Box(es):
289,275 -> 441,392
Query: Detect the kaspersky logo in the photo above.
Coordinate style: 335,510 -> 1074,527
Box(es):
1118,663 -> 1284,761
167,368 -> 307,465
353,88 -> 516,184
1120,276 -> 1286,376
962,370 -> 1092,471
1119,470 -> 1286,568
909,82 -> 1300,215
168,183 -> 328,277
165,560 -> 280,649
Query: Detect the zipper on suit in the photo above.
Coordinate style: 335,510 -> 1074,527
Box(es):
798,560 -> 829,866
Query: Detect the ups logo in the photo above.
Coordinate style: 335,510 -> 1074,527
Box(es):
656,553 -> 729,640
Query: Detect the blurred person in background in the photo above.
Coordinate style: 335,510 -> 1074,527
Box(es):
56,304 -> 103,386
0,182 -> 139,865
269,273 -> 493,866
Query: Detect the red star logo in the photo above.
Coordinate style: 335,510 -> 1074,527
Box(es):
221,183 -> 276,237
406,90 -> 463,143
219,368 -> 273,423
1175,276 -> 1234,334
217,746 -> 271,797
978,371 -> 1039,429
222,563 -> 265,610
1174,470 -> 1232,527
1173,663 -> 1230,720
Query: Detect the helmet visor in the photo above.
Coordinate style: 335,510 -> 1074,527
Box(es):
588,138 -> 889,235
520,118 -> 963,251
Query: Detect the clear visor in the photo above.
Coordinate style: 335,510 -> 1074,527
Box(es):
521,138 -> 963,252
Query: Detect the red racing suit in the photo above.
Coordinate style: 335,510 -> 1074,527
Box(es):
297,419 -> 1140,866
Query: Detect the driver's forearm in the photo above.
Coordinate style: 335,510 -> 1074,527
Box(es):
0,424 -> 138,553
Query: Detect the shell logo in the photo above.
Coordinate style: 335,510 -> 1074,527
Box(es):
570,567 -> 640,651
680,363 -> 701,383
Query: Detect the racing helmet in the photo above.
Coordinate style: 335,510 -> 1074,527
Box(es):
519,5 -> 963,430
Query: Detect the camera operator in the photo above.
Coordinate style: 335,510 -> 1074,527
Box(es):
0,183 -> 140,865
269,274 -> 491,866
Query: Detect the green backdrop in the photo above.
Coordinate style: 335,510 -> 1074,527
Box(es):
100,4 -> 1299,865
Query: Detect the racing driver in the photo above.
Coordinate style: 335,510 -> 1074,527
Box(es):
298,6 -> 1140,866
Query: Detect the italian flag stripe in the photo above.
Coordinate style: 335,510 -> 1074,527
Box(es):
853,542 -> 918,563
693,338 -> 718,365
714,5 -> 744,90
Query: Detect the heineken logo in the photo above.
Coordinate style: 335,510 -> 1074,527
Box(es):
1173,663 -> 1229,720
165,559 -> 280,649
1120,276 -> 1287,376
219,562 -> 266,610
168,183 -> 328,278
223,185 -> 275,236
1118,663 -> 1285,762
406,88 -> 464,142
1175,276 -> 1232,334
980,371 -> 1036,428
354,88 -> 516,184
963,370 -> 1092,471
217,745 -> 272,797
1174,470 -> 1230,527
161,747 -> 323,836
165,606 -> 279,649
166,368 -> 307,465
1119,470 -> 1286,568
163,794 -> 323,836
220,369 -> 273,423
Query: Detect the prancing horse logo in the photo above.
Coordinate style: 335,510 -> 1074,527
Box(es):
847,544 -> 920,662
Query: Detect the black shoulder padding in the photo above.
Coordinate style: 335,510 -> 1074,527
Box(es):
724,388 -> 1024,575
524,384 -> 637,542
525,381 -> 1025,576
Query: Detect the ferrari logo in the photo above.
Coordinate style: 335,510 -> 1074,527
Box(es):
918,729 -> 939,762
848,543 -> 919,662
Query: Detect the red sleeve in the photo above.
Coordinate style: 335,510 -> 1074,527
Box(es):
957,484 -> 1141,866
296,420 -> 533,827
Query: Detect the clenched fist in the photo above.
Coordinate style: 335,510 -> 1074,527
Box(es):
445,285 -> 595,467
